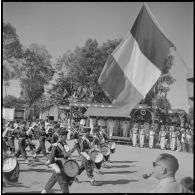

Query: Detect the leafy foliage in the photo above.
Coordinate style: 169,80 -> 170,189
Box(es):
48,38 -> 122,104
3,95 -> 26,109
19,44 -> 55,107
143,55 -> 176,108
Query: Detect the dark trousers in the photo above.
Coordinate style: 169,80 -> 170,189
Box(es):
7,137 -> 15,153
15,139 -> 27,159
25,138 -> 35,151
44,171 -> 69,193
36,137 -> 47,156
78,156 -> 94,178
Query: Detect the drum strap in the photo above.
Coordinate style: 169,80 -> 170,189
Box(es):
57,143 -> 69,157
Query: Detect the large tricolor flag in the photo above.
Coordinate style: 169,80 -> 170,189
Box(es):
98,4 -> 176,115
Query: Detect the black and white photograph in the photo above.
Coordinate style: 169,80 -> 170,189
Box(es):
2,1 -> 194,193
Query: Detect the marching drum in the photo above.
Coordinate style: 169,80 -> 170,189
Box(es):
89,148 -> 104,169
109,142 -> 116,153
63,159 -> 80,178
89,148 -> 104,163
100,144 -> 110,161
3,157 -> 20,183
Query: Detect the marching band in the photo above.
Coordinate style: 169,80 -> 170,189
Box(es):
2,117 -> 193,193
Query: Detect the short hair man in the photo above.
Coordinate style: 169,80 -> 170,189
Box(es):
151,153 -> 187,193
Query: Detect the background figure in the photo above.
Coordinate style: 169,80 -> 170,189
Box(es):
181,130 -> 187,152
159,125 -> 166,150
180,177 -> 194,193
188,129 -> 193,153
176,127 -> 182,152
149,124 -> 155,149
139,124 -> 145,148
132,123 -> 138,147
170,126 -> 177,151
107,118 -> 114,138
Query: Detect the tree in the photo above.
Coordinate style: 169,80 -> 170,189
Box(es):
3,95 -> 26,108
48,38 -> 122,104
3,22 -> 24,96
143,55 -> 176,109
151,96 -> 171,111
18,44 -> 55,116
188,107 -> 194,125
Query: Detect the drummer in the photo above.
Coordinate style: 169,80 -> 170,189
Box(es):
100,125 -> 109,144
3,122 -> 16,155
91,126 -> 104,174
41,127 -> 71,193
47,123 -> 60,152
14,121 -> 30,165
70,127 -> 98,186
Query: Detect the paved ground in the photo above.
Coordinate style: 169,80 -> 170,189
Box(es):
4,139 -> 193,193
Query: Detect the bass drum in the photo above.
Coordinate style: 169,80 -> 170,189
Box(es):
109,142 -> 116,153
3,157 -> 20,183
63,159 -> 80,178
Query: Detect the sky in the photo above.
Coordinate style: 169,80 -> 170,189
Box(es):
2,2 -> 194,112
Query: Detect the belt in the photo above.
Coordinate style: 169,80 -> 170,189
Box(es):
19,137 -> 26,139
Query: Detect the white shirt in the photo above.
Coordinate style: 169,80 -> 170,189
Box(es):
151,177 -> 186,193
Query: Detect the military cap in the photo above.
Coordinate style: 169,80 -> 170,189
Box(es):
57,127 -> 69,136
154,153 -> 179,173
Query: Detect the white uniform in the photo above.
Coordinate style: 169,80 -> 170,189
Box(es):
132,127 -> 138,147
170,131 -> 177,150
160,131 -> 166,150
149,130 -> 155,148
139,128 -> 145,147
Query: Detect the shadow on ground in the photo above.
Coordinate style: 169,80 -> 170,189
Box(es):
81,179 -> 138,186
98,179 -> 138,186
20,168 -> 53,173
4,182 -> 30,188
102,170 -> 137,175
105,165 -> 136,168
111,160 -> 138,163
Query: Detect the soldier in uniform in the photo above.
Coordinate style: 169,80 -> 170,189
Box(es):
47,124 -> 60,152
151,153 -> 187,193
159,125 -> 166,150
41,128 -> 71,193
170,125 -> 177,151
91,126 -> 104,174
181,129 -> 187,152
70,127 -> 98,186
176,126 -> 182,152
164,124 -> 170,150
14,121 -> 30,164
188,127 -> 193,153
139,124 -> 145,148
149,123 -> 155,149
132,122 -> 138,147
33,123 -> 47,159
4,122 -> 16,154
99,125 -> 109,144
